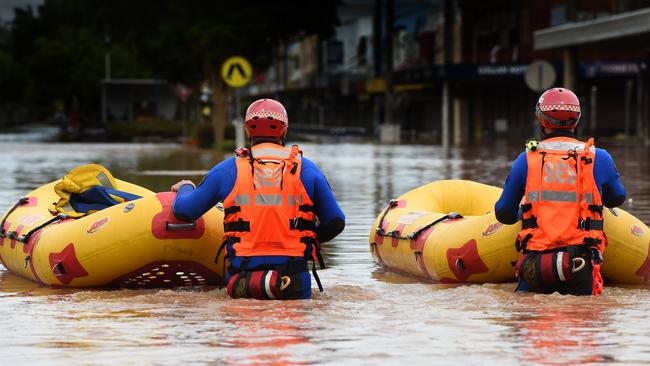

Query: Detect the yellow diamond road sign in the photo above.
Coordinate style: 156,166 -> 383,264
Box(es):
221,56 -> 252,88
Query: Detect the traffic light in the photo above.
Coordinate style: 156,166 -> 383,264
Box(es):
199,83 -> 213,118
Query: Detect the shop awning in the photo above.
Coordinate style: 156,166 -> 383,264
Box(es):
534,8 -> 650,50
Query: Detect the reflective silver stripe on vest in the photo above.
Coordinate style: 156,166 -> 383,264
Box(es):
584,193 -> 593,204
527,191 -> 539,202
252,148 -> 290,159
528,190 -> 578,202
537,141 -> 596,153
234,194 -> 250,205
541,190 -> 577,202
287,195 -> 303,206
251,147 -> 301,161
254,194 -> 283,205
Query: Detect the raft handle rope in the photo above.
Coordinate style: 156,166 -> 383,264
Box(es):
407,212 -> 463,240
12,214 -> 69,244
375,199 -> 400,236
3,214 -> 69,244
572,257 -> 586,273
280,276 -> 291,291
380,212 -> 464,241
0,197 -> 29,238
166,222 -> 196,231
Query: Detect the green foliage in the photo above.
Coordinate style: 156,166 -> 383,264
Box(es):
2,0 -> 340,123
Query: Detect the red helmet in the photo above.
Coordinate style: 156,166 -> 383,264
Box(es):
535,87 -> 581,129
244,98 -> 288,138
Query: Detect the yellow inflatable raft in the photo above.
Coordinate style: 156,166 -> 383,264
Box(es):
369,180 -> 650,285
0,179 -> 225,288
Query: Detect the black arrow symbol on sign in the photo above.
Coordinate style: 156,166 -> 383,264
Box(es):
227,63 -> 247,80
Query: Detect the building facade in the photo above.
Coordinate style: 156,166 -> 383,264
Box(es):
242,0 -> 650,144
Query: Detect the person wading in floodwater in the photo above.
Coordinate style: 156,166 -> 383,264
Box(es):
171,98 -> 345,299
495,87 -> 626,295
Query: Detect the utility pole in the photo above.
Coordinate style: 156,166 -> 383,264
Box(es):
441,0 -> 454,149
383,0 -> 396,142
101,35 -> 111,124
563,0 -> 577,90
372,0 -> 383,137
373,0 -> 383,79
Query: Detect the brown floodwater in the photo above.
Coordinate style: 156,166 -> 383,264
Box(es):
1,128 -> 650,365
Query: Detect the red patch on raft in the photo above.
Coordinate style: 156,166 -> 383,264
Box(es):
391,224 -> 406,248
394,200 -> 406,208
23,225 -> 45,255
445,239 -> 489,282
24,197 -> 38,207
634,242 -> 650,282
25,229 -> 45,283
151,192 -> 205,240
0,220 -> 10,246
373,220 -> 389,246
412,226 -> 435,279
49,243 -> 89,285
10,225 -> 25,249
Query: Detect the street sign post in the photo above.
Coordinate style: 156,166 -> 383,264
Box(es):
525,60 -> 557,92
525,60 -> 557,139
221,56 -> 253,148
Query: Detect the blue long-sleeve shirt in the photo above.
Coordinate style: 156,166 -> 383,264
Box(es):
172,155 -> 345,243
495,147 -> 626,225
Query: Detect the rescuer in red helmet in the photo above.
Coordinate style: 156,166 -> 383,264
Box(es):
171,98 -> 345,300
495,87 -> 626,295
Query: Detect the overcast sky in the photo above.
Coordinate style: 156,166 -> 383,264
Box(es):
0,0 -> 44,24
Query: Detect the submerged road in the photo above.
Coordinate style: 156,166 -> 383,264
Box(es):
1,135 -> 650,365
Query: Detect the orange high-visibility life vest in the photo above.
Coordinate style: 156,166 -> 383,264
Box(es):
222,143 -> 319,259
517,137 -> 605,253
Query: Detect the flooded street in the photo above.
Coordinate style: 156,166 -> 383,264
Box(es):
2,132 -> 650,365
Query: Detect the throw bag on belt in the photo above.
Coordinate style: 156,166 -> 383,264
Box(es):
227,270 -> 296,300
516,249 -> 587,291
49,164 -> 141,218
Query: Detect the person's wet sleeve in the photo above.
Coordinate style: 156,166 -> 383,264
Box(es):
301,158 -> 345,243
595,149 -> 626,208
172,158 -> 237,222
494,152 -> 527,225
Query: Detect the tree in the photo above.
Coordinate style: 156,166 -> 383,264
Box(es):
129,0 -> 340,149
5,0 -> 340,145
